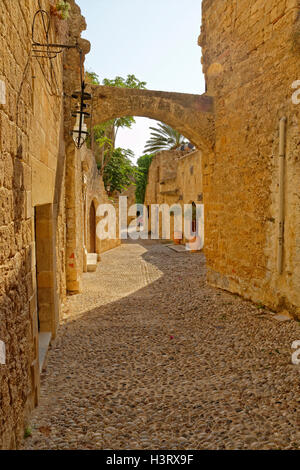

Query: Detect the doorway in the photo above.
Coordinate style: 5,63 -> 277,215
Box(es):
34,204 -> 59,369
89,201 -> 96,253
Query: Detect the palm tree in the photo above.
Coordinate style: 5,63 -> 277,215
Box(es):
144,122 -> 187,154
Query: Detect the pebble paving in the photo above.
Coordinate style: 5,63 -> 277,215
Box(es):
23,240 -> 300,450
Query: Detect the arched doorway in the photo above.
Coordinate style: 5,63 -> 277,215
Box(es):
191,201 -> 197,234
89,201 -> 96,253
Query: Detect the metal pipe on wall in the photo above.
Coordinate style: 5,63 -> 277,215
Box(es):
277,117 -> 287,274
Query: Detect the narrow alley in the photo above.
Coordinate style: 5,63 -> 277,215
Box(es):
23,241 -> 300,450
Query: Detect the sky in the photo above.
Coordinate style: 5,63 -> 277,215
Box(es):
76,0 -> 205,162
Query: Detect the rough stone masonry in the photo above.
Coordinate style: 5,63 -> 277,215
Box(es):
0,0 -> 119,449
90,0 -> 300,317
1,0 -> 300,450
200,0 -> 300,317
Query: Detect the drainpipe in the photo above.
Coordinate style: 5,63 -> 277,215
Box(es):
277,117 -> 287,274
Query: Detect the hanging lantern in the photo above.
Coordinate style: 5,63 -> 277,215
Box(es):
72,104 -> 88,148
71,84 -> 91,149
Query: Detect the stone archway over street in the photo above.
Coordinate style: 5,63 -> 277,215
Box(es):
91,85 -> 215,152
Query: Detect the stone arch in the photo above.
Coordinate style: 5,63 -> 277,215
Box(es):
91,86 -> 215,152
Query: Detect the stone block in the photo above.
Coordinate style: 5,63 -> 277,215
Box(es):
87,253 -> 98,272
37,271 -> 54,289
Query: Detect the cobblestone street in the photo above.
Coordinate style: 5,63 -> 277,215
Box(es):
23,241 -> 300,450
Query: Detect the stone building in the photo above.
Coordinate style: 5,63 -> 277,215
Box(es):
2,0 -> 300,451
144,149 -> 203,241
143,0 -> 300,317
88,1 -> 300,319
199,0 -> 300,316
0,0 -> 119,449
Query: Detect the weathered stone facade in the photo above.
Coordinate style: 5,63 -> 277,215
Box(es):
82,145 -> 121,261
89,2 -> 300,317
200,0 -> 300,316
145,150 -> 202,206
144,149 -> 203,240
2,0 -> 300,452
0,0 -> 119,449
92,86 -> 215,153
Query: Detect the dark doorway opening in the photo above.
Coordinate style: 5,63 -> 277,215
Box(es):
89,201 -> 96,253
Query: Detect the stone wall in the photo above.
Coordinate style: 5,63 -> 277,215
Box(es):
82,146 -> 121,260
176,151 -> 203,205
117,183 -> 136,228
0,0 -> 119,449
200,0 -> 300,315
145,150 -> 182,206
145,149 -> 203,239
145,149 -> 202,204
92,86 -> 215,153
0,0 -> 68,448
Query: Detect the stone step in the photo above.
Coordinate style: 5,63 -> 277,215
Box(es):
87,253 -> 98,272
166,244 -> 188,253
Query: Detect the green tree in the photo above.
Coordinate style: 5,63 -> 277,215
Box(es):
86,71 -> 146,139
85,72 -> 151,196
94,116 -> 135,145
100,74 -> 146,140
86,72 -> 147,167
135,154 -> 154,204
85,70 -> 100,85
102,147 -> 136,194
144,122 -> 187,154
102,74 -> 146,89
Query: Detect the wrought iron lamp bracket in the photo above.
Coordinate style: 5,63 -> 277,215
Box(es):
31,3 -> 92,149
